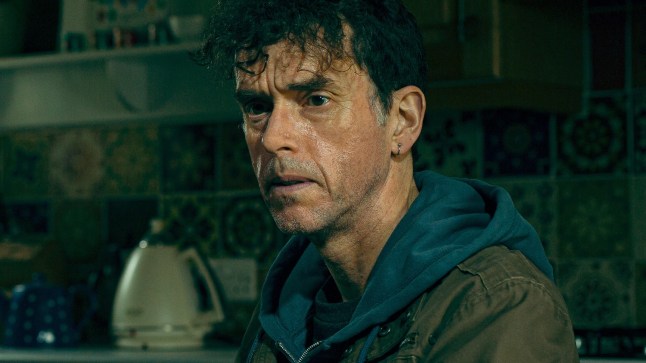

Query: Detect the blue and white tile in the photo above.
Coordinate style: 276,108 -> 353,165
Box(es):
633,177 -> 646,260
4,130 -> 52,197
103,125 -> 160,195
557,178 -> 630,258
557,259 -> 634,328
52,199 -> 104,279
557,95 -> 628,175
415,110 -> 482,178
483,109 -> 551,177
634,91 -> 646,174
491,178 -> 557,257
161,124 -> 216,192
5,201 -> 50,236
160,194 -> 219,256
217,192 -> 286,266
49,128 -> 105,197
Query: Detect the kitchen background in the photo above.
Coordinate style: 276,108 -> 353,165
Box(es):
0,0 -> 645,356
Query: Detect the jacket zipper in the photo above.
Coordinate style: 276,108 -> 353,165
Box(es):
277,341 -> 322,363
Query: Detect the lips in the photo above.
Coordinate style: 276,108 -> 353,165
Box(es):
266,174 -> 314,196
273,178 -> 304,186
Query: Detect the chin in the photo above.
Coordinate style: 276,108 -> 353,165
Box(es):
272,216 -> 312,235
269,210 -> 321,235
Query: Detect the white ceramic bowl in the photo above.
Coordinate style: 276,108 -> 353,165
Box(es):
168,15 -> 206,42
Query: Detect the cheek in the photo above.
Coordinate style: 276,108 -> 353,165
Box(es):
317,127 -> 388,179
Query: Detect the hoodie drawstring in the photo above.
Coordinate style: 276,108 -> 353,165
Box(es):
357,326 -> 380,363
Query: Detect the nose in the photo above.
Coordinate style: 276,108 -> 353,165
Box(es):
261,102 -> 297,154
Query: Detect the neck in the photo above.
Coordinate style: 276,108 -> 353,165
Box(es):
311,163 -> 418,301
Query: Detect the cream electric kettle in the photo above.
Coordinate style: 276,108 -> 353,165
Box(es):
111,220 -> 225,349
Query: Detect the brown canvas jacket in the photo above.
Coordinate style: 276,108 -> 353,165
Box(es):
237,245 -> 579,362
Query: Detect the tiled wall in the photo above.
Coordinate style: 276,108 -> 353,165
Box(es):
0,122 -> 288,342
415,103 -> 645,330
2,97 -> 646,342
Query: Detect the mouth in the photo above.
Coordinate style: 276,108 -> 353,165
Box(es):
266,175 -> 315,196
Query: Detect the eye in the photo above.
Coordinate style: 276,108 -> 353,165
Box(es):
244,100 -> 272,116
306,95 -> 329,107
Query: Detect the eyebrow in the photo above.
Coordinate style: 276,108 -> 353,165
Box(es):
234,74 -> 335,104
233,89 -> 267,105
287,75 -> 333,92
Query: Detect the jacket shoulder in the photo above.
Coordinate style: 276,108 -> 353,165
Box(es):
457,245 -> 554,292
405,245 -> 579,362
429,244 -> 573,328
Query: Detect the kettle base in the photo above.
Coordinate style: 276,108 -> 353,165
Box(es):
114,328 -> 207,350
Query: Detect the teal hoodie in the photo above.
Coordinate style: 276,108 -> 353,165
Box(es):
251,171 -> 553,363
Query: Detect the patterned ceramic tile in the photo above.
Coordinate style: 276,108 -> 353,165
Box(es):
635,262 -> 646,325
635,92 -> 646,174
490,178 -> 557,257
483,109 -> 551,177
210,301 -> 257,344
5,201 -> 50,235
217,122 -> 257,190
160,194 -> 219,256
218,192 -> 285,265
558,259 -> 634,328
3,98 -> 644,329
106,198 -> 159,249
52,199 -> 103,276
557,95 -> 628,175
49,128 -> 106,197
414,110 -> 481,178
103,125 -> 160,195
4,130 -> 52,197
633,177 -> 646,260
558,179 -> 630,258
161,124 -> 216,192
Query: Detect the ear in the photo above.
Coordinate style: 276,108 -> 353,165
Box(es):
390,85 -> 425,156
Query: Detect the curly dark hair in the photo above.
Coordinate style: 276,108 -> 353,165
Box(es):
194,0 -> 428,112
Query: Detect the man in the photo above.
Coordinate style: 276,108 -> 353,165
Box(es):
197,0 -> 579,361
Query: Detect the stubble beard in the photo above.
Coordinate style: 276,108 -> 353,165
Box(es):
264,193 -> 338,238
263,164 -> 386,244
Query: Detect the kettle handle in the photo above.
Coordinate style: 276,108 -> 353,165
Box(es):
181,248 -> 225,324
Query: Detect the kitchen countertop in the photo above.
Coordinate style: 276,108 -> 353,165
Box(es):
581,359 -> 646,362
0,346 -> 238,362
3,349 -> 646,362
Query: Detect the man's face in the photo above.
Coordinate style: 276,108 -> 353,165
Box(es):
234,41 -> 394,238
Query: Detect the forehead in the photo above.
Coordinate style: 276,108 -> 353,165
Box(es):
234,40 -> 359,88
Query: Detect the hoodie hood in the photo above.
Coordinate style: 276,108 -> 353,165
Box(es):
256,171 -> 552,361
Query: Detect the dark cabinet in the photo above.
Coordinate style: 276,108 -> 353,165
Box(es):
404,0 -> 583,113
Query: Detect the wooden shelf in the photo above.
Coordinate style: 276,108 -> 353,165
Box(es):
0,42 -> 239,130
0,42 -> 201,70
